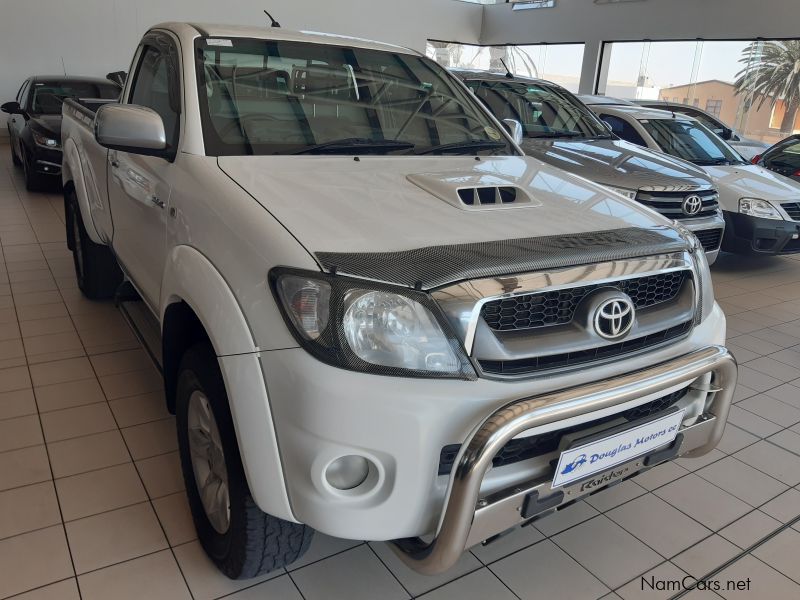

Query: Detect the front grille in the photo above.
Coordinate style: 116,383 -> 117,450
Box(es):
437,387 -> 689,475
693,228 -> 723,252
482,271 -> 687,332
782,202 -> 800,221
479,321 -> 692,376
635,189 -> 719,220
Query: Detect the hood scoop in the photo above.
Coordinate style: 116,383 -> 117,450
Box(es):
407,172 -> 540,211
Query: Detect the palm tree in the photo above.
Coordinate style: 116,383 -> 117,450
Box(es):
735,40 -> 800,134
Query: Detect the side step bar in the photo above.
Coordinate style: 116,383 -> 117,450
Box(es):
116,283 -> 163,370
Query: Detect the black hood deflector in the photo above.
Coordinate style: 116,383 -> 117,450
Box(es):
315,226 -> 690,290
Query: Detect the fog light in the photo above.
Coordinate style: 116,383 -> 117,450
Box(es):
325,455 -> 370,490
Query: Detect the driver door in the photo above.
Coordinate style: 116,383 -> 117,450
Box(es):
108,36 -> 180,312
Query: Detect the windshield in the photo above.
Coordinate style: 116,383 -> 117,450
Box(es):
640,118 -> 746,166
30,81 -> 120,115
195,38 -> 515,156
466,80 -> 610,140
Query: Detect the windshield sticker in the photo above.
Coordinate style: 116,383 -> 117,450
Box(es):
485,127 -> 501,141
206,39 -> 233,47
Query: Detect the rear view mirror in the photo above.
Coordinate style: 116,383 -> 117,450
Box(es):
721,127 -> 733,141
1,101 -> 23,115
94,104 -> 167,157
502,119 -> 524,145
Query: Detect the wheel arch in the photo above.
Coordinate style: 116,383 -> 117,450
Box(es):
160,245 -> 296,522
62,137 -> 104,244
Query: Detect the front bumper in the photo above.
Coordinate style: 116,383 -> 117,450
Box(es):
29,146 -> 62,176
678,214 -> 725,264
390,345 -> 737,574
722,210 -> 800,254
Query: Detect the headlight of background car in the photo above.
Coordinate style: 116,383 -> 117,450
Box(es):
603,185 -> 638,200
272,269 -> 475,379
739,198 -> 783,220
31,130 -> 60,149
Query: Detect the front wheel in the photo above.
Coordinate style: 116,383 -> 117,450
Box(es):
176,343 -> 314,579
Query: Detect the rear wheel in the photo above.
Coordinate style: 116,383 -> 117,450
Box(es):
66,191 -> 123,299
176,343 -> 314,579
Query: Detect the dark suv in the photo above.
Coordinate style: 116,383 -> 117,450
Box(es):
2,76 -> 119,190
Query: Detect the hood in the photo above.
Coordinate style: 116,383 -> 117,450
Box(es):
701,163 -> 800,207
518,138 -> 713,192
218,155 -> 678,256
29,115 -> 62,140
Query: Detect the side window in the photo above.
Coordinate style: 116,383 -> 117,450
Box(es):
599,114 -> 647,147
128,44 -> 180,149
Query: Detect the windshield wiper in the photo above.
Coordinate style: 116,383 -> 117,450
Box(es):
291,138 -> 415,155
693,158 -> 731,166
416,140 -> 506,155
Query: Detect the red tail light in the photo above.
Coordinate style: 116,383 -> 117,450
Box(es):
751,154 -> 762,164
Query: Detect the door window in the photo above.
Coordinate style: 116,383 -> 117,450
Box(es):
18,80 -> 31,110
129,45 -> 180,149
597,114 -> 647,146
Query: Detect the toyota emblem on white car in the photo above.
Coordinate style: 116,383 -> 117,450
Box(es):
594,296 -> 635,340
682,194 -> 703,216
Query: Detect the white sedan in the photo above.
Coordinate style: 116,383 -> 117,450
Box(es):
583,100 -> 800,256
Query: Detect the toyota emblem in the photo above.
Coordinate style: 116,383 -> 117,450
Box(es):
682,194 -> 703,216
594,297 -> 635,340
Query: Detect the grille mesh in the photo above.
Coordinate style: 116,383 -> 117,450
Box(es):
693,229 -> 723,252
782,202 -> 800,221
635,189 -> 719,220
438,386 -> 689,475
482,271 -> 688,332
479,321 -> 692,376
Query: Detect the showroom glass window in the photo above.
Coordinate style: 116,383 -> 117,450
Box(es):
129,45 -> 180,149
194,38 -> 514,156
426,42 -> 585,92
596,39 -> 800,145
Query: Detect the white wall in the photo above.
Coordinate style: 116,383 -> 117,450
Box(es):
0,0 -> 482,133
481,0 -> 800,93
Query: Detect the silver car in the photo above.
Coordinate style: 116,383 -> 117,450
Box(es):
454,70 -> 726,263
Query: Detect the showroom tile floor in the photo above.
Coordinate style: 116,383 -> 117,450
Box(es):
1,142 -> 800,599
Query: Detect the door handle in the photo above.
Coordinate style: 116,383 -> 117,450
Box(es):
110,159 -> 119,168
149,195 -> 165,209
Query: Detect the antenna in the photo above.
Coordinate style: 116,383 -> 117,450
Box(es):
264,9 -> 281,28
500,58 -> 513,79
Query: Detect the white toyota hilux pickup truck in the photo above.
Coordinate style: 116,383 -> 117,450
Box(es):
61,22 -> 737,579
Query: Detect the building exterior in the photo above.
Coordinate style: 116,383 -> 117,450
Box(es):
659,79 -> 797,144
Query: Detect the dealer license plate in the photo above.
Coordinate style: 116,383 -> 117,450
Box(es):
552,409 -> 685,489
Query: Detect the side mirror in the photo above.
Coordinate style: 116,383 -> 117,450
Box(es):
602,120 -> 614,133
94,104 -> 167,156
502,119 -> 524,145
1,101 -> 23,115
106,71 -> 127,88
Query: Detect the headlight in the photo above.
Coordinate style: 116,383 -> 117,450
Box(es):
671,221 -> 714,321
31,131 -> 60,149
603,185 -> 638,200
272,269 -> 475,379
739,198 -> 783,220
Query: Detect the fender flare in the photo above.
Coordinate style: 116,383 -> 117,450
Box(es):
62,138 -> 104,245
160,245 -> 296,522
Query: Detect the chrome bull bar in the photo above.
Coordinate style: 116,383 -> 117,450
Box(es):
390,346 -> 737,575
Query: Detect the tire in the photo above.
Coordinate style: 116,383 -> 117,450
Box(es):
21,147 -> 45,192
176,343 -> 314,579
10,139 -> 21,167
66,191 -> 123,299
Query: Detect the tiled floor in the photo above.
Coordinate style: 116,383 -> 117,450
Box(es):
1,141 -> 800,599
